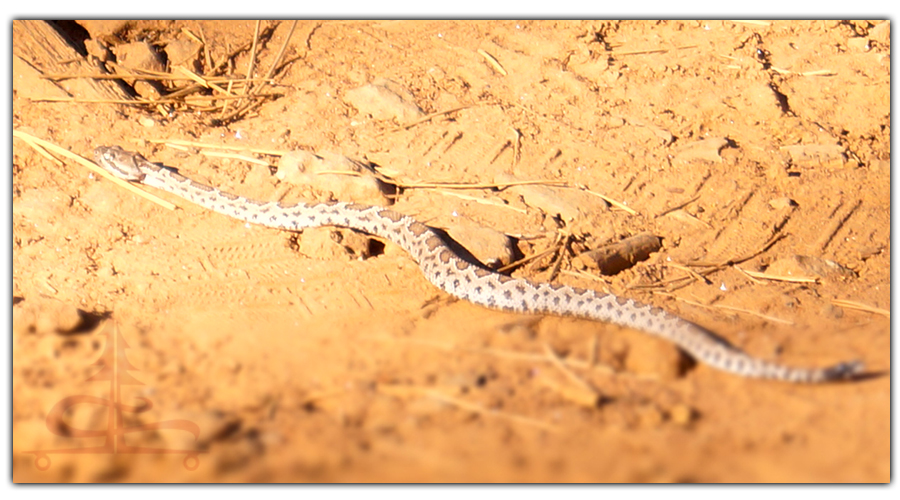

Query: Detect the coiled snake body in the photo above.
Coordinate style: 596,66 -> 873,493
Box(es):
94,146 -> 862,383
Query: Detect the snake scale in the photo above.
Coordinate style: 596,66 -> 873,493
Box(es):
95,145 -> 863,383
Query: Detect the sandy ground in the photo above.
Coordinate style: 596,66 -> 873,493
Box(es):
12,20 -> 890,483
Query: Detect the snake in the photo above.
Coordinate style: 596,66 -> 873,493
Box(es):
94,145 -> 863,383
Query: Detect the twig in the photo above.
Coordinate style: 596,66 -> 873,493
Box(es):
573,183 -> 638,215
667,262 -> 712,285
13,131 -> 176,210
655,292 -> 794,325
559,269 -> 614,292
711,304 -> 794,325
686,232 -> 787,268
240,20 -> 263,110
477,49 -> 507,76
44,73 -> 272,84
147,138 -> 284,156
545,233 -> 569,282
609,45 -> 697,56
656,194 -> 701,218
610,48 -> 668,56
196,24 -> 214,72
207,23 -> 278,76
397,179 -> 566,190
736,266 -> 819,284
263,20 -> 299,82
31,92 -> 282,105
200,150 -> 272,166
733,265 -> 765,285
496,242 -> 561,274
211,21 -> 297,125
541,343 -> 598,395
174,65 -> 233,96
434,189 -> 527,214
771,67 -> 836,77
831,299 -> 890,318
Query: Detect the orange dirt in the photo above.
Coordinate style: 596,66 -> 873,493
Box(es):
12,20 -> 889,483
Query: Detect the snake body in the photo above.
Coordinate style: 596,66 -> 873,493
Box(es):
94,145 -> 863,383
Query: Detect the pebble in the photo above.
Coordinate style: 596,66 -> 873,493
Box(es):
112,41 -> 165,72
673,137 -> 729,163
869,21 -> 890,45
621,329 -> 690,380
110,42 -> 166,99
767,197 -> 797,210
846,37 -> 871,52
668,404 -> 695,425
164,39 -> 203,71
343,78 -> 424,123
297,227 -> 371,261
445,222 -> 515,268
767,255 -> 855,280
277,150 -> 391,206
869,159 -> 890,175
780,144 -> 845,167
496,173 -> 607,222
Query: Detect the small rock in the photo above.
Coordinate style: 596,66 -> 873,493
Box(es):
767,255 -> 855,280
445,222 -> 516,268
621,329 -> 690,379
767,197 -> 797,210
869,21 -> 890,45
497,173 -> 607,222
821,303 -> 844,320
780,144 -> 845,166
673,138 -> 729,163
343,78 -> 424,123
536,375 -> 602,408
857,245 -> 883,260
568,48 -> 610,82
84,38 -> 113,61
164,39 -> 202,70
277,150 -> 391,206
112,41 -> 165,72
111,42 -> 166,99
846,36 -> 872,52
297,227 -> 371,261
243,162 -> 274,189
869,159 -> 890,175
668,404 -> 695,425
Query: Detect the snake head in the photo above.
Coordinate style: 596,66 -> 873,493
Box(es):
94,146 -> 146,182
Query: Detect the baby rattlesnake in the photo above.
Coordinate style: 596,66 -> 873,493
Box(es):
94,145 -> 863,383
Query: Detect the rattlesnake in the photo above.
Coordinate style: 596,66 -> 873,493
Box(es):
94,145 -> 863,383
